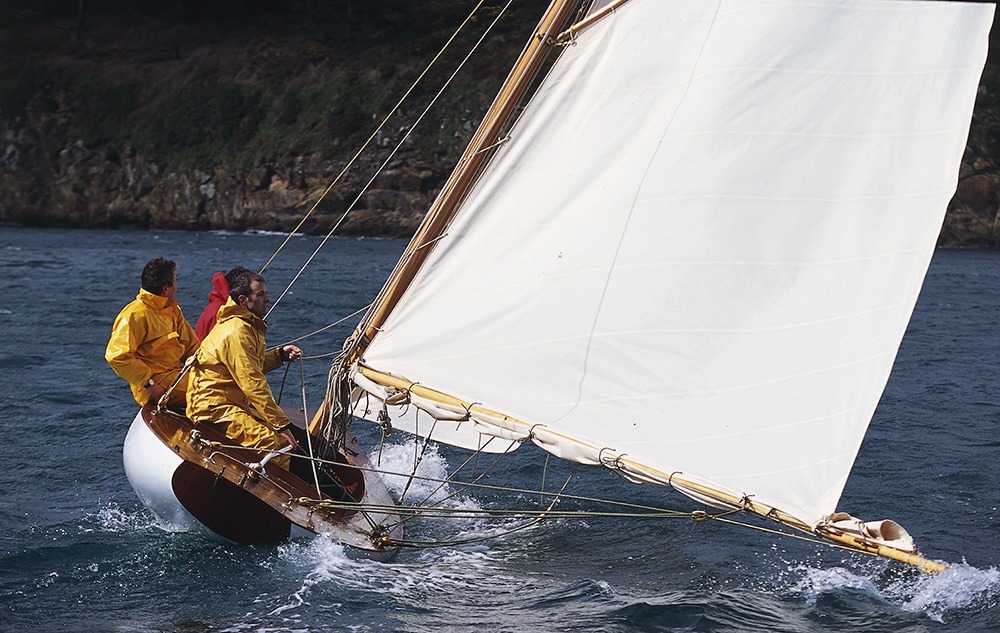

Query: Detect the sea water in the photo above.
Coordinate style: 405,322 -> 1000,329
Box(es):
1,227 -> 998,632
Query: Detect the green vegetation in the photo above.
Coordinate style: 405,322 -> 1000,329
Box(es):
0,1 -> 548,173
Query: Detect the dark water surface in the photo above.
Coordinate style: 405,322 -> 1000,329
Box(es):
1,227 -> 998,632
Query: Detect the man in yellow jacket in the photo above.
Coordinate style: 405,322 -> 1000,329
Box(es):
186,270 -> 302,469
106,257 -> 200,408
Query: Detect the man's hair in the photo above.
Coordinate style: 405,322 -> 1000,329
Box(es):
228,270 -> 265,301
224,266 -> 251,287
141,257 -> 177,295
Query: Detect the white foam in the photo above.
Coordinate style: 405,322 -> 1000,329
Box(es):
891,562 -> 1000,623
268,439 -> 544,616
88,502 -> 162,533
785,560 -> 1000,623
787,565 -> 884,606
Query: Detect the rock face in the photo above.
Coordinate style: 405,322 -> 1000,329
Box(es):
943,169 -> 1000,248
1,110 -> 434,237
3,8 -> 1000,245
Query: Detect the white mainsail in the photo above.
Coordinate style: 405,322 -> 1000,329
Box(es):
349,0 -> 992,533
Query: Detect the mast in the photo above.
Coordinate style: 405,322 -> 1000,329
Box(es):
309,0 -> 585,438
345,0 -> 584,364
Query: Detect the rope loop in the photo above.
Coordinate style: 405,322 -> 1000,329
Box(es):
377,403 -> 393,439
385,385 -> 411,407
552,32 -> 578,47
598,447 -> 627,471
527,423 -> 547,442
465,402 -> 482,422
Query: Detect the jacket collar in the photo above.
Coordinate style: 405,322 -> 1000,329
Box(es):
137,288 -> 176,309
216,297 -> 268,334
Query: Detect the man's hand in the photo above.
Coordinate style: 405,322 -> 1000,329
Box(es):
279,427 -> 299,452
281,345 -> 303,362
146,382 -> 166,402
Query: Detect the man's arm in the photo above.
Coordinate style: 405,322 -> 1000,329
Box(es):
222,337 -> 292,433
264,344 -> 303,373
105,311 -> 152,386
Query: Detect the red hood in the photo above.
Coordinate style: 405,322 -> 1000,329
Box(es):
206,271 -> 229,303
195,271 -> 230,340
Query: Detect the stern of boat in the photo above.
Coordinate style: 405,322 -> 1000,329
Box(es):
122,406 -> 217,537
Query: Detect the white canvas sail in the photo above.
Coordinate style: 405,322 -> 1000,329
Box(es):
350,0 -> 992,530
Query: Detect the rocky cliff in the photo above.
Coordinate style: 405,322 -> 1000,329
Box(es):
3,5 -> 1000,246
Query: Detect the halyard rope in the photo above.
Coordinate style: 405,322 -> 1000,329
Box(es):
263,1 -> 515,319
258,0 -> 498,275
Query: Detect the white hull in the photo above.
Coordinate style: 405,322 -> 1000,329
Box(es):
122,407 -> 402,556
123,410 -> 220,538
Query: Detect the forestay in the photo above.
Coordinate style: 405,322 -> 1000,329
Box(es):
351,0 -> 993,528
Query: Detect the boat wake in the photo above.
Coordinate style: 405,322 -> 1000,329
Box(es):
787,562 -> 1000,623
894,563 -> 1000,622
268,439 -> 545,616
88,501 -> 173,534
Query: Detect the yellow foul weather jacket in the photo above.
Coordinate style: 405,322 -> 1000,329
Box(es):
106,288 -> 200,406
186,298 -> 291,448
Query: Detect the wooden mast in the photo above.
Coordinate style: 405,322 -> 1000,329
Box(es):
308,0 -> 584,437
345,0 -> 583,364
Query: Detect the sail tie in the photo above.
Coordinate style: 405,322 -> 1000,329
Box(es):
527,423 -> 548,442
598,447 -> 628,472
463,401 -> 481,423
376,403 -> 393,438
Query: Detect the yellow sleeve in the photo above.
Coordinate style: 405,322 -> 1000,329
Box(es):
220,328 -> 291,432
105,307 -> 152,386
263,348 -> 284,373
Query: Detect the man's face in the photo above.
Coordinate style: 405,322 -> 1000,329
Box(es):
242,279 -> 269,318
162,272 -> 178,301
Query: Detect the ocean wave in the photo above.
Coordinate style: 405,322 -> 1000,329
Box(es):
786,561 -> 1000,624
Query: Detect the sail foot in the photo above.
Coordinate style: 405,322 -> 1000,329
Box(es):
815,513 -> 946,573
820,512 -> 916,553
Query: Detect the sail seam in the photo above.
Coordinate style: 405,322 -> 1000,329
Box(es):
556,0 -> 727,425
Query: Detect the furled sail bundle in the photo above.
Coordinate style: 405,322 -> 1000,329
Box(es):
339,0 -> 993,568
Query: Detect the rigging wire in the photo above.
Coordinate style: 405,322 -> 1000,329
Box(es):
274,303 -> 371,349
197,411 -> 908,559
397,409 -> 440,505
198,427 -> 899,556
258,0 -> 494,276
263,1 -> 515,320
409,438 -> 524,519
299,359 -> 322,497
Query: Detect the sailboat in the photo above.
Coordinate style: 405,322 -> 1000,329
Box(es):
327,0 -> 993,571
124,0 -> 993,571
